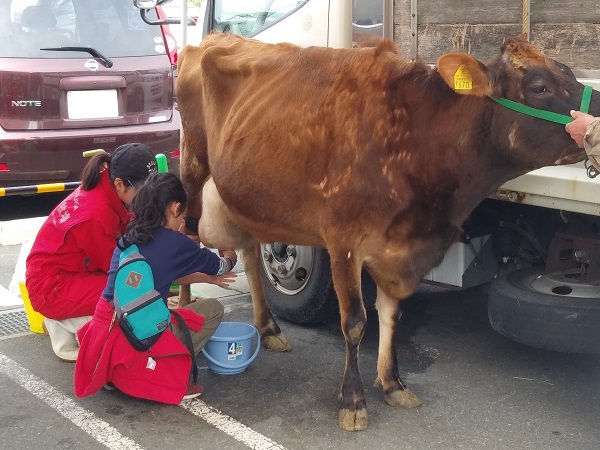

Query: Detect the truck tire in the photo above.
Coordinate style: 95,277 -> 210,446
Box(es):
258,244 -> 378,324
259,244 -> 338,324
488,267 -> 600,354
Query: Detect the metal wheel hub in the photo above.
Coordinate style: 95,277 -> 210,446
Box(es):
260,243 -> 314,294
523,269 -> 600,298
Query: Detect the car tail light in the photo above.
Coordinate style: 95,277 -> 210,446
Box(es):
0,163 -> 8,171
156,6 -> 178,67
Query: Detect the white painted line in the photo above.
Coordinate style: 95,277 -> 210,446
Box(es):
0,285 -> 23,307
180,399 -> 288,450
0,352 -> 145,450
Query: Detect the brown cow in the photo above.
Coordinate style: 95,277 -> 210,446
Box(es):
176,33 -> 598,431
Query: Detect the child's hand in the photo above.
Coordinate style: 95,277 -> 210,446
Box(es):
178,221 -> 201,243
219,249 -> 238,270
172,271 -> 236,287
207,271 -> 237,287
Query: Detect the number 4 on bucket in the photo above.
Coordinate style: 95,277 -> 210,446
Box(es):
228,342 -> 243,360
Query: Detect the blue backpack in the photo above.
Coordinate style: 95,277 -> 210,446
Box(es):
114,238 -> 170,351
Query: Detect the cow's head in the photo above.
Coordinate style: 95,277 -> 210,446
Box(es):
436,33 -> 600,169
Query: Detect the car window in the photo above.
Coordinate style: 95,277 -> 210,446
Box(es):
353,0 -> 384,45
213,0 -> 306,37
1,0 -> 167,58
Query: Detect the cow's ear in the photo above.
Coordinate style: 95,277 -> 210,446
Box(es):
437,53 -> 493,96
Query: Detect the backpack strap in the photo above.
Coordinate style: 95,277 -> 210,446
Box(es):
116,235 -> 131,251
170,309 -> 199,384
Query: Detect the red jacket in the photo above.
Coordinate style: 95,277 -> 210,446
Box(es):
26,170 -> 131,316
74,299 -> 205,404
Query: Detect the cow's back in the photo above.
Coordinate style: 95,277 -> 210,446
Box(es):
176,34 -> 433,245
178,34 -> 299,133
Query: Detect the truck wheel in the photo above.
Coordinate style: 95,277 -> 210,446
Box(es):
259,244 -> 338,324
488,267 -> 600,354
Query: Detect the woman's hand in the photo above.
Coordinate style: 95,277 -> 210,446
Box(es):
566,110 -> 596,147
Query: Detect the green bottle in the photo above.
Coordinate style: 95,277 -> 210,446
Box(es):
156,153 -> 168,173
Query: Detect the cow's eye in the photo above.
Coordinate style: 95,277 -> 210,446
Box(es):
530,83 -> 547,94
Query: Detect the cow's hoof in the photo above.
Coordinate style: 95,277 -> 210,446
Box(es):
338,408 -> 368,431
384,389 -> 422,408
262,333 -> 292,352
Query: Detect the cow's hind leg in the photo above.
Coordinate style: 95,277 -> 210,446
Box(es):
241,248 -> 291,352
373,287 -> 421,408
329,248 -> 368,431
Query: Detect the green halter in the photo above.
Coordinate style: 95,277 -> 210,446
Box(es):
492,85 -> 595,176
492,85 -> 592,124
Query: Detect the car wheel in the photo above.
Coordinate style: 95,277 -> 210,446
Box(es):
488,267 -> 600,354
259,243 -> 338,324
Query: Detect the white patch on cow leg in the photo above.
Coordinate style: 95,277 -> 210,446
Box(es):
375,288 -> 397,385
375,288 -> 422,408
241,248 -> 291,352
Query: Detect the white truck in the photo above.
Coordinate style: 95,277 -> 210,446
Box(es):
138,0 -> 600,354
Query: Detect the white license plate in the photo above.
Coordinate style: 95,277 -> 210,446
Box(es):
67,90 -> 118,119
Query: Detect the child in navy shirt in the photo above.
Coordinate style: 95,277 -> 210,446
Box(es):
103,170 -> 235,352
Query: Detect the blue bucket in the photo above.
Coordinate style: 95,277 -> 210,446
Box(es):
202,322 -> 261,375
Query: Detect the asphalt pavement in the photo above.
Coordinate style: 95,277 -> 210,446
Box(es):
1,215 -> 600,449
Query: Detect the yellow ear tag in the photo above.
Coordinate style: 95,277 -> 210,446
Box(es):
454,65 -> 473,91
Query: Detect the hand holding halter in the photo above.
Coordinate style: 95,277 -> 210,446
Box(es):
493,85 -> 596,177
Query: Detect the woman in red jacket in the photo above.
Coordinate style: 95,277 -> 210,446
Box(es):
26,143 -> 158,362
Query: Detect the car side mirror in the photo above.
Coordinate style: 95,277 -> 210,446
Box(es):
133,0 -> 160,9
133,0 -> 196,26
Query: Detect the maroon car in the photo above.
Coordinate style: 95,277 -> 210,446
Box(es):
0,0 -> 181,195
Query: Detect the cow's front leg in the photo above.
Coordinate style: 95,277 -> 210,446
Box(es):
373,287 -> 421,408
241,247 -> 291,352
330,249 -> 368,431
